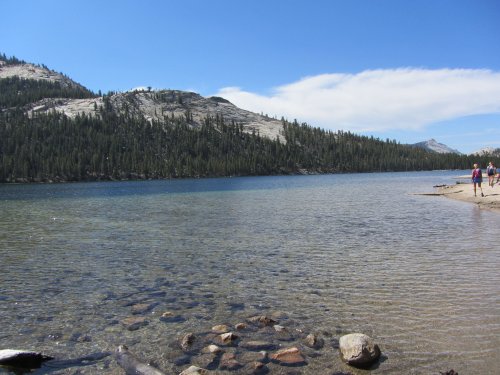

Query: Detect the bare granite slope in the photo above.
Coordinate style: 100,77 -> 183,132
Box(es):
1,61 -> 284,141
0,61 -> 85,90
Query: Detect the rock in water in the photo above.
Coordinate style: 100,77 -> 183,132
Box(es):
0,349 -> 53,369
304,333 -> 324,349
216,332 -> 238,345
115,345 -> 166,375
179,365 -> 208,374
181,333 -> 196,351
211,324 -> 230,334
120,316 -> 149,331
339,333 -> 381,367
270,347 -> 306,366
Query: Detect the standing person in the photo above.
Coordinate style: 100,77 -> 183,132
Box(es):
472,163 -> 484,197
486,161 -> 496,187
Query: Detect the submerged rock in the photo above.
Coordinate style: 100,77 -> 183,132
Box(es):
211,324 -> 230,334
115,345 -> 166,375
120,316 -> 149,331
238,350 -> 268,364
270,347 -> 306,366
160,312 -> 186,323
131,302 -> 158,315
202,344 -> 222,354
248,315 -> 277,326
219,353 -> 242,370
179,365 -> 208,374
304,333 -> 324,349
181,333 -> 196,351
240,341 -> 276,351
235,322 -> 248,330
216,332 -> 238,345
249,360 -> 267,374
339,333 -> 381,367
192,353 -> 217,369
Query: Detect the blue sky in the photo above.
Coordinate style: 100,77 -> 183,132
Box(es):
1,0 -> 500,154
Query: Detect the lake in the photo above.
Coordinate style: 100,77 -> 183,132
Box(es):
1,171 -> 499,374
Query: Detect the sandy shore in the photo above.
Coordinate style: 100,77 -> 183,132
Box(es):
432,175 -> 500,212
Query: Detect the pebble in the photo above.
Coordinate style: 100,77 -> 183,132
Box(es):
273,325 -> 286,332
216,332 -> 238,345
211,324 -> 229,334
202,344 -> 222,354
235,322 -> 247,330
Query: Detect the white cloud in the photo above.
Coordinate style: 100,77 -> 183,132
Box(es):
214,68 -> 500,132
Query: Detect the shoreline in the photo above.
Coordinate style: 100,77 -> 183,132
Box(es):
434,177 -> 500,213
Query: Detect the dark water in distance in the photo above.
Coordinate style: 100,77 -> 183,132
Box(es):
1,171 -> 499,374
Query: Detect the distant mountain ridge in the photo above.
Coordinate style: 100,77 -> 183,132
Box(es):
2,53 -> 500,183
472,147 -> 500,157
0,58 -> 284,141
2,58 -> 496,157
411,139 -> 462,154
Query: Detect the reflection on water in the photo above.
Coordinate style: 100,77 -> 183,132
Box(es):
0,172 -> 499,374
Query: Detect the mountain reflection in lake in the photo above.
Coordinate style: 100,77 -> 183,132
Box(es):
1,172 -> 499,374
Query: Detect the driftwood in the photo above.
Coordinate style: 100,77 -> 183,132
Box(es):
412,190 -> 463,196
115,345 -> 166,375
0,349 -> 53,369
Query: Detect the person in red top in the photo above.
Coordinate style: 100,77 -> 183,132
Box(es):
472,163 -> 484,197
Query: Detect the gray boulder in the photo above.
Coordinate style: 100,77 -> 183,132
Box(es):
339,333 -> 380,367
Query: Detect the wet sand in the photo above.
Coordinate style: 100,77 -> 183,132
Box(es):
434,175 -> 500,213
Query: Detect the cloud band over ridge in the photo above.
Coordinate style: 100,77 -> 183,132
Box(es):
215,68 -> 500,133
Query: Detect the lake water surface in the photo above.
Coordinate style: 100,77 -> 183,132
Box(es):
1,172 -> 499,374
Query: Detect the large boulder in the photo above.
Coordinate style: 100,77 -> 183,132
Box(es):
339,333 -> 381,367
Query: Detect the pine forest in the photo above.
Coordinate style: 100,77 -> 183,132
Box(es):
1,54 -> 498,183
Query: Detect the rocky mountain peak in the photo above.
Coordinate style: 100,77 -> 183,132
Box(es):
412,139 -> 461,154
0,60 -> 84,90
26,88 -> 285,141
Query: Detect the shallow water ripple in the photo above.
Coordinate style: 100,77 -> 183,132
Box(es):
1,172 -> 499,374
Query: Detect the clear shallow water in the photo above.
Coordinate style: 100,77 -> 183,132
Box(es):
0,172 -> 499,374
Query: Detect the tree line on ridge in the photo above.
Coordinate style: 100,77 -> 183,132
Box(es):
1,54 -> 498,183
